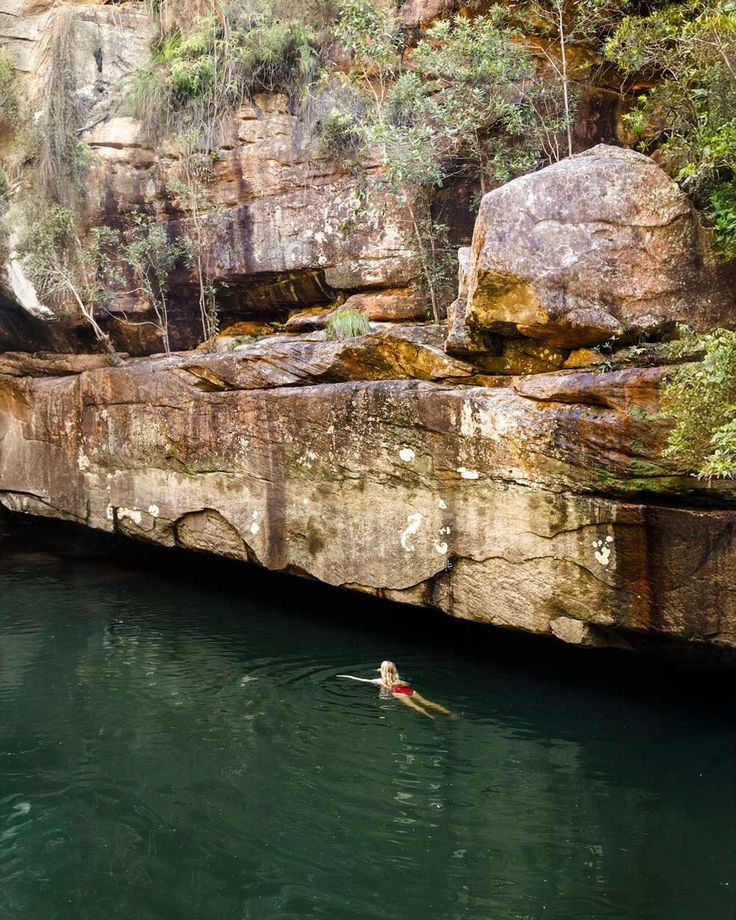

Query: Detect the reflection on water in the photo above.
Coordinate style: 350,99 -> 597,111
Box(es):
0,538 -> 734,920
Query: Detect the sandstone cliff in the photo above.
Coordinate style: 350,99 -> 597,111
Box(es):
1,0 -> 736,661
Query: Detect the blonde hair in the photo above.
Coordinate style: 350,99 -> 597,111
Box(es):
379,660 -> 401,688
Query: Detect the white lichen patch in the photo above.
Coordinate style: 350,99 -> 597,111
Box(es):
400,512 -> 423,552
398,447 -> 415,462
434,542 -> 448,555
457,467 -> 480,480
105,503 -> 114,521
460,400 -> 513,440
249,510 -> 260,535
439,525 -> 451,535
437,498 -> 447,510
147,504 -> 160,518
117,507 -> 142,526
592,535 -> 614,566
296,450 -> 318,469
77,451 -> 90,472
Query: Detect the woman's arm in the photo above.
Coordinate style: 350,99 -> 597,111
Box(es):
336,675 -> 382,684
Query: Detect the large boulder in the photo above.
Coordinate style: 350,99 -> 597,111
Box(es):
461,145 -> 734,349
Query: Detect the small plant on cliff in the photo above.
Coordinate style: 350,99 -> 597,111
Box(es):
21,206 -> 119,356
325,307 -> 370,340
705,181 -> 736,261
166,131 -> 221,344
0,50 -> 20,131
663,327 -> 736,479
36,5 -> 88,206
129,3 -> 319,143
121,214 -> 193,356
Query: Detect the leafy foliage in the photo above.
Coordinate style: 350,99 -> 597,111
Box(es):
122,214 -> 192,355
663,327 -> 736,479
320,3 -> 563,319
0,50 -> 20,129
515,0 -> 631,159
129,1 -> 320,141
325,307 -> 371,340
22,206 -> 118,353
605,0 -> 736,256
705,181 -> 736,259
165,131 -> 220,343
22,207 -> 190,356
326,6 -> 550,197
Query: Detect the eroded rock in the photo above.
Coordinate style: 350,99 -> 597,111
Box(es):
462,145 -> 733,349
81,96 -> 418,351
2,344 -> 736,658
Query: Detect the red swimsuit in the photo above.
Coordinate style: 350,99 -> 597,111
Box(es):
391,685 -> 414,696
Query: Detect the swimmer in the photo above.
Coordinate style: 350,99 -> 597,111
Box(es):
337,660 -> 455,720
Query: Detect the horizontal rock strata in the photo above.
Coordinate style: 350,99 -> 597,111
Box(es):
2,337 -> 735,658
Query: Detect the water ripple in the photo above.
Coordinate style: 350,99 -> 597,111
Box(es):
0,556 -> 733,920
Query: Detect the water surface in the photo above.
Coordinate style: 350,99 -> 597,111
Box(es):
1,532 -> 734,920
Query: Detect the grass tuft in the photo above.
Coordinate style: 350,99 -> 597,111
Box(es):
325,307 -> 371,340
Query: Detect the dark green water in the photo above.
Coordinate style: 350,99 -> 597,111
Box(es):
1,533 -> 735,920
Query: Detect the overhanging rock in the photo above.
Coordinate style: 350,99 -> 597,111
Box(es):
1,342 -> 735,658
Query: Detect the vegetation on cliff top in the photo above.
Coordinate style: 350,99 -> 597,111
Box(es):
663,328 -> 736,480
3,0 -> 736,372
605,0 -> 736,258
129,1 -> 320,141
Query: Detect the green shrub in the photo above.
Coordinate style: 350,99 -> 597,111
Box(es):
0,50 -> 19,128
21,206 -> 191,356
662,327 -> 736,479
325,307 -> 371,340
706,181 -> 736,260
325,3 -> 555,320
605,1 -> 736,257
317,109 -> 364,159
128,63 -> 172,138
129,6 -> 319,140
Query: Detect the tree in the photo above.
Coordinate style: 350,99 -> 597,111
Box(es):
21,207 -> 118,357
323,2 -> 555,320
605,0 -> 736,256
22,208 -> 191,357
166,131 -> 220,344
122,214 -> 192,356
521,0 -> 630,158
